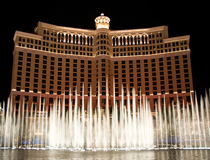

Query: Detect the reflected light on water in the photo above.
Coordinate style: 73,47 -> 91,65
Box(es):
0,150 -> 210,160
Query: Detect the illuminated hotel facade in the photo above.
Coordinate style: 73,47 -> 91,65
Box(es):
11,13 -> 193,111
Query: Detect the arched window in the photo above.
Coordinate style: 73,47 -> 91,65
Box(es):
83,36 -> 85,45
69,34 -> 72,43
137,36 -> 141,44
142,35 -> 144,44
120,37 -> 122,45
61,33 -> 64,42
90,37 -> 93,46
127,36 -> 130,45
116,37 -> 118,46
75,35 -> 78,44
112,37 -> 114,46
145,35 -> 148,44
123,37 -> 125,45
130,36 -> 133,45
66,34 -> 68,43
87,36 -> 90,45
80,36 -> 82,44
73,35 -> 75,44
134,36 -> 137,45
58,33 -> 61,42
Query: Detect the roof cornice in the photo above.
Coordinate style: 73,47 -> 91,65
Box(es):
109,26 -> 167,35
163,35 -> 190,43
38,21 -> 96,34
13,31 -> 42,42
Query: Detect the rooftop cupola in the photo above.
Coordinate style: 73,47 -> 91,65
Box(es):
95,13 -> 110,29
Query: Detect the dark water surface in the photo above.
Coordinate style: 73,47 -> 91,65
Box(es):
0,149 -> 210,160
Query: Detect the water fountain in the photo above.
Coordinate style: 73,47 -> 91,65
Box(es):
0,81 -> 210,150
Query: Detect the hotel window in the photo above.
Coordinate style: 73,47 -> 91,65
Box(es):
17,82 -> 21,86
169,90 -> 173,94
184,69 -> 188,73
183,59 -> 187,63
18,67 -> 22,71
18,56 -> 23,61
185,84 -> 190,88
25,88 -> 29,92
169,85 -> 173,89
17,77 -> 21,81
26,73 -> 30,77
26,63 -> 31,67
183,55 -> 187,59
168,80 -> 173,84
19,52 -> 23,55
184,64 -> 188,68
175,56 -> 179,59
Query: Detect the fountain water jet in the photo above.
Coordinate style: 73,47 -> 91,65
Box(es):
0,84 -> 210,150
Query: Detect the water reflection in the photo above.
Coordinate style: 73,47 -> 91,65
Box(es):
0,150 -> 210,160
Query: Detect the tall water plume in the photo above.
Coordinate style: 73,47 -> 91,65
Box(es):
0,84 -> 210,150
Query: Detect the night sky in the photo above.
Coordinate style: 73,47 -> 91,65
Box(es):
0,1 -> 209,102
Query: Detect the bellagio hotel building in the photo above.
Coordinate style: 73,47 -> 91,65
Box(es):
11,13 -> 193,112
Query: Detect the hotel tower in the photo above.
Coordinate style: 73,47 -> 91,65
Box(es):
11,13 -> 193,112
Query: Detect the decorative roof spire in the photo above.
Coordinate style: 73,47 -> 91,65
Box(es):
94,13 -> 110,29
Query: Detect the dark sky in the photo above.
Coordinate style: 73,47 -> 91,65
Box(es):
0,1 -> 209,102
